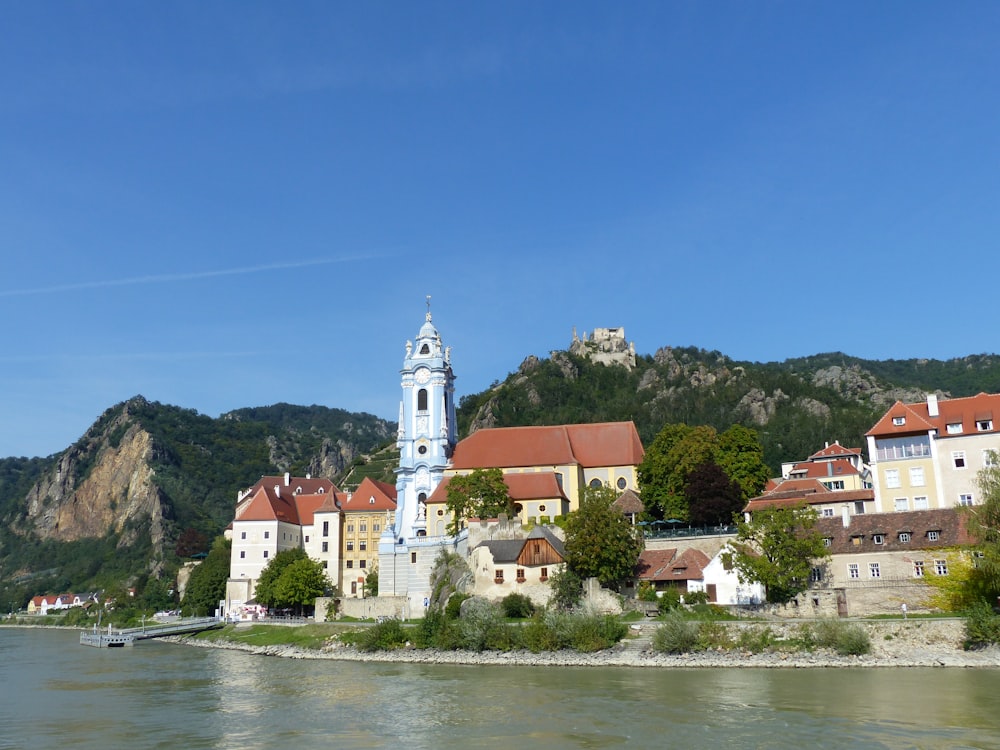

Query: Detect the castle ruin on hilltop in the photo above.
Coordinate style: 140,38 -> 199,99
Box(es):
569,327 -> 636,370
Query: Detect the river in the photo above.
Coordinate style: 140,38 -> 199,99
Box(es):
4,628 -> 1000,749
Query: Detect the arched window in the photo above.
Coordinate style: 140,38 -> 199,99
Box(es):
417,388 -> 428,411
589,478 -> 603,488
420,343 -> 430,354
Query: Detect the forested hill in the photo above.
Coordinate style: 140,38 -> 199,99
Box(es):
456,347 -> 1000,472
0,396 -> 393,607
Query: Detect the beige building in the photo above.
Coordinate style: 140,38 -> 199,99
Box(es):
425,421 -> 644,534
867,393 -> 1000,512
339,477 -> 396,597
807,508 -> 971,617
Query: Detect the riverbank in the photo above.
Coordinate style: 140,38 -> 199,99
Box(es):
166,619 -> 1000,668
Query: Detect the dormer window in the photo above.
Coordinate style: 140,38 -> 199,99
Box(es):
928,530 -> 940,542
369,496 -> 376,504
873,534 -> 885,545
977,419 -> 993,431
899,532 -> 911,543
947,423 -> 963,434
892,416 -> 906,426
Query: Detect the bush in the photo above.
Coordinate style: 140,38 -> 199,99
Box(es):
548,569 -> 583,610
652,611 -> 700,654
735,625 -> 777,652
501,593 -> 536,618
807,619 -> 871,656
637,581 -> 659,603
657,588 -> 682,614
444,593 -> 470,620
696,620 -> 731,651
964,600 -> 1000,650
684,590 -> 709,606
458,599 -> 519,652
355,618 -> 409,651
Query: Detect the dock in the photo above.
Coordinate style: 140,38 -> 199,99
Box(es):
80,617 -> 223,648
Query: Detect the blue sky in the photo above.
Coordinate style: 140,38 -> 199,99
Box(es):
3,2 -> 999,458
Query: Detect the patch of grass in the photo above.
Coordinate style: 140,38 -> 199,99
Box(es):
193,623 -> 350,650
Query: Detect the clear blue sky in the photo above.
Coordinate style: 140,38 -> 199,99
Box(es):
3,2 -> 999,458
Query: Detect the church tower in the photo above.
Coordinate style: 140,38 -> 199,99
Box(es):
378,299 -> 459,607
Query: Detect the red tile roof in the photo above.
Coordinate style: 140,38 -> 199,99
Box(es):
426,472 -> 568,505
635,548 -> 710,582
744,478 -> 874,513
234,475 -> 341,524
787,458 -> 861,480
450,421 -> 644,470
342,477 -> 398,512
808,442 -> 862,460
814,508 -> 970,553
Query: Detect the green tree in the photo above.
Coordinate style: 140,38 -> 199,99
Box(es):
254,548 -> 307,609
639,422 -> 770,522
724,504 -> 829,604
363,566 -> 379,597
716,424 -> 770,500
563,485 -> 644,590
445,468 -> 513,535
273,557 -> 331,615
966,452 -> 1000,603
182,537 -> 231,616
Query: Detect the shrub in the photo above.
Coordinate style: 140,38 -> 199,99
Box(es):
458,599 -> 519,652
444,593 -> 470,620
807,619 -> 871,656
684,590 -> 709,605
522,613 -> 562,652
355,618 -> 409,652
735,625 -> 777,652
548,569 -> 583,610
501,592 -> 536,619
696,620 -> 732,650
637,581 -> 659,603
652,611 -> 700,654
964,600 -> 1000,650
657,588 -> 682,614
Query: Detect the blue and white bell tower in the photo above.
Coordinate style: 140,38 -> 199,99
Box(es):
379,298 -> 458,605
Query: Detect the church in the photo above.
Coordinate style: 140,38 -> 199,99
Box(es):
225,305 -> 644,618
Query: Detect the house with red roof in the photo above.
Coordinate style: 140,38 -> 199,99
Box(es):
226,473 -> 343,616
866,392 -> 1000,512
339,477 -> 397,597
469,526 -> 566,604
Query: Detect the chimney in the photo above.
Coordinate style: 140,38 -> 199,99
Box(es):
927,393 -> 939,418
274,484 -> 280,497
284,472 -> 291,486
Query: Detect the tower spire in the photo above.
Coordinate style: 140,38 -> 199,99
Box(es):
425,294 -> 432,322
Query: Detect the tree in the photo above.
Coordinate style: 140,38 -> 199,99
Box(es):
966,452 -> 1000,603
175,527 -> 209,558
716,424 -> 771,501
684,461 -> 744,526
182,537 -> 231,616
363,566 -> 379,597
723,504 -> 829,604
254,548 -> 307,609
563,484 -> 644,590
273,557 -> 331,615
445,468 -> 513,534
638,422 -> 770,522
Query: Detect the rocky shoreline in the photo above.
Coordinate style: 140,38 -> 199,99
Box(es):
167,619 -> 1000,669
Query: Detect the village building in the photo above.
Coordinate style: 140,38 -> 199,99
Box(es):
339,477 -> 396,598
468,526 -> 566,605
225,473 -> 342,617
805,507 -> 971,617
867,392 -> 1000,512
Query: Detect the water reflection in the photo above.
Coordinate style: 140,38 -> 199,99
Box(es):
3,629 -> 1000,750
